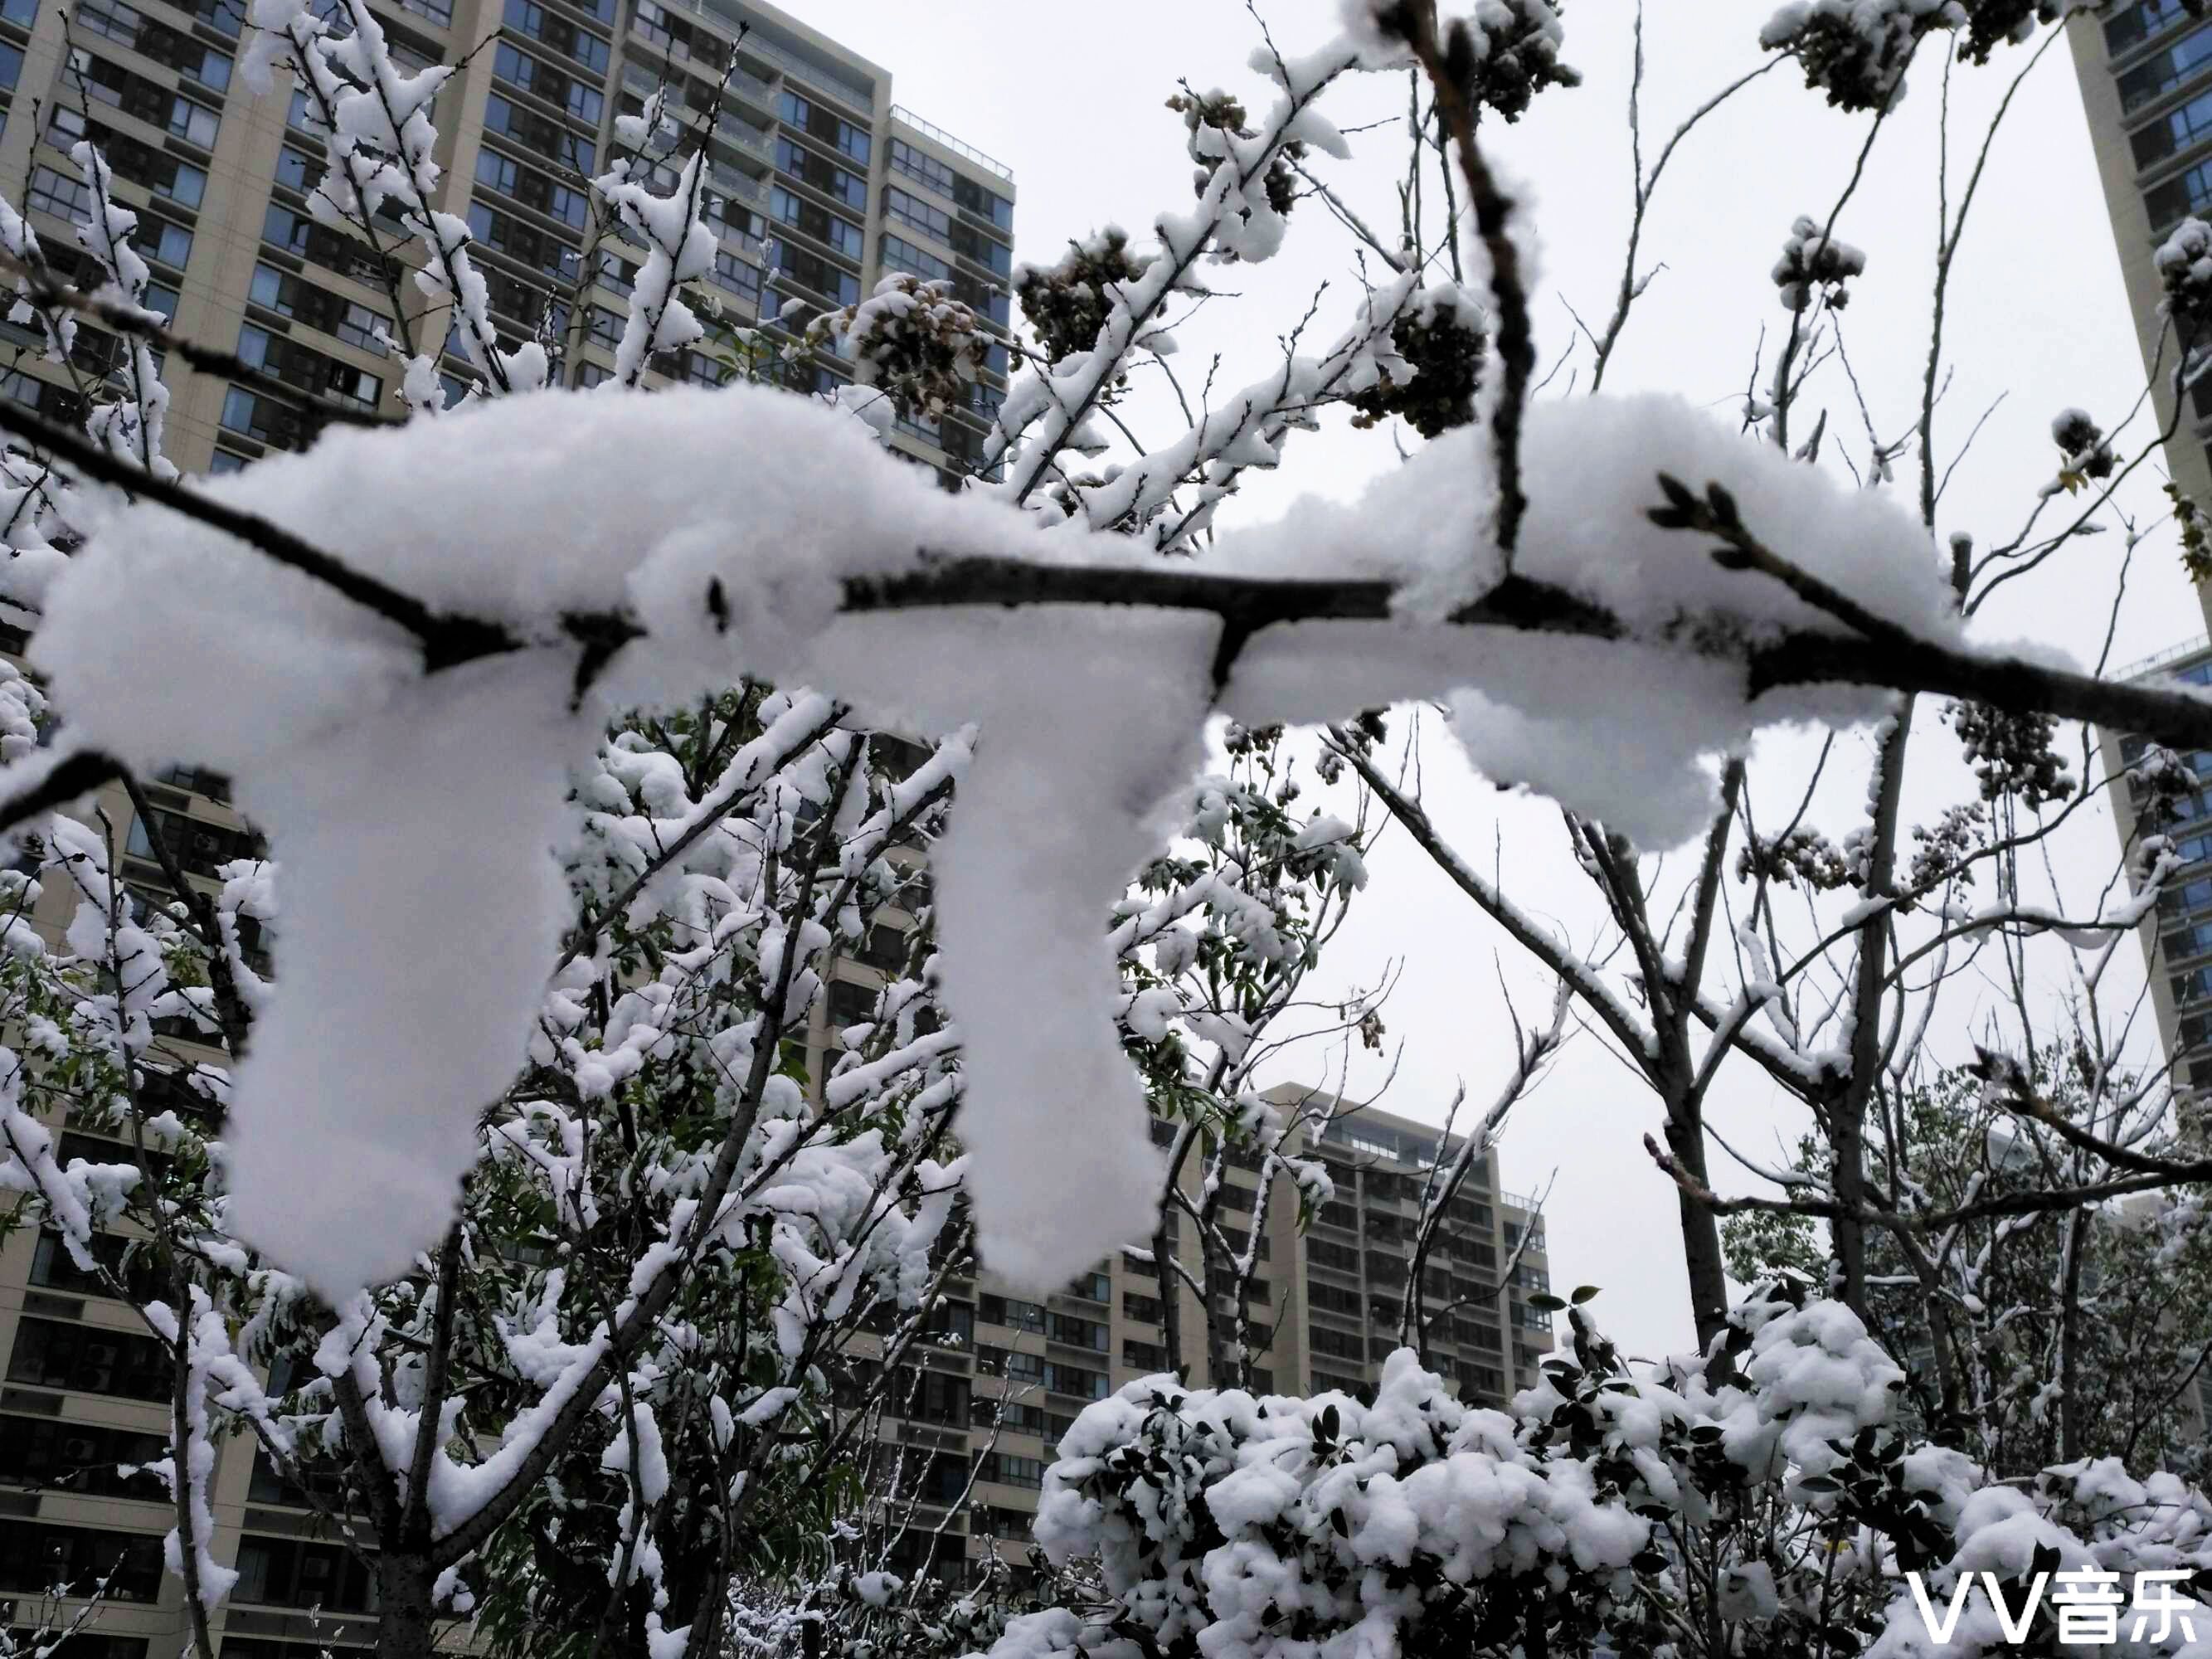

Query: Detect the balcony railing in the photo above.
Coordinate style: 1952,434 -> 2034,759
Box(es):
2120,634 -> 2212,681
892,103 -> 1012,183
708,159 -> 762,204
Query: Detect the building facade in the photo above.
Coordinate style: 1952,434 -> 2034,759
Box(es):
878,1090 -> 1559,1575
2067,0 -> 2212,563
2101,642 -> 2212,1089
0,0 -> 1015,479
2069,3 -> 2212,1081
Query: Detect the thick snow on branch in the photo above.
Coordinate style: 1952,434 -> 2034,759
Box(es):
35,383 -> 1948,1294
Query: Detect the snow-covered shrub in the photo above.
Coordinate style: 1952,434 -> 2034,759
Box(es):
1760,0 -> 2062,111
812,275 -> 987,418
1772,214 -> 1868,313
1347,283 -> 1487,438
970,1282 -> 2212,1659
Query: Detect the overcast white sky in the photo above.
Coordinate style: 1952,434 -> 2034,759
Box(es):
785,0 -> 2205,1360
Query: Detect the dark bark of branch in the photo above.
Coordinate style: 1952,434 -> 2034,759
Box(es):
119,773 -> 251,1057
0,399 -> 516,670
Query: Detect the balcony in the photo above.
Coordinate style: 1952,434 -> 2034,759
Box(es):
725,66 -> 775,111
708,158 -> 763,206
715,112 -> 770,160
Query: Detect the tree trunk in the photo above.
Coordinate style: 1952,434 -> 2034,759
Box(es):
378,1550 -> 439,1659
1665,1106 -> 1732,1352
2057,1209 -> 2089,1463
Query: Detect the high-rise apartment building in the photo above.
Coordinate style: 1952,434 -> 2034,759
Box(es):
0,0 -> 1015,478
2069,5 -> 2212,1082
885,1089 -> 1559,1576
2068,2 -> 2212,538
0,0 -> 1019,1648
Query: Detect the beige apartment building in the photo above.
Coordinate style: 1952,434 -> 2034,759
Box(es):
2071,2 -> 2212,1437
0,0 -> 1014,476
853,1087 -> 1559,1577
2073,4 -> 2212,1092
2068,1 -> 2212,537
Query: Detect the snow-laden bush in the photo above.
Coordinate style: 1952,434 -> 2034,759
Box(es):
964,1283 -> 2212,1659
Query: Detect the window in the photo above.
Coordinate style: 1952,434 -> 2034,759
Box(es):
261,205 -> 388,288
887,137 -> 955,198
75,1 -> 231,88
2120,19 -> 2212,113
71,50 -> 219,146
275,144 -> 321,195
1047,1311 -> 1107,1352
0,367 -> 87,426
220,384 -> 314,451
980,1452 -> 1044,1490
767,239 -> 858,305
0,1413 -> 167,1499
0,1520 -> 163,1600
0,0 -> 35,25
596,251 -> 636,297
466,201 -> 577,280
880,233 -> 950,285
25,165 -> 90,221
2110,0 -> 2195,56
29,1229 -> 163,1301
1309,1237 -> 1360,1274
502,0 -> 606,71
949,216 -> 1012,277
285,85 -> 323,136
1310,1325 -> 1365,1361
249,265 -> 387,352
707,247 -> 760,304
232,1535 -> 375,1611
0,37 -> 20,88
2136,85 -> 2212,169
1459,1363 -> 1505,1400
979,1292 -> 1045,1333
887,1367 -> 968,1426
484,90 -> 594,172
772,136 -> 863,207
236,324 -> 382,406
1121,1339 -> 1166,1372
974,1396 -> 1048,1436
780,88 -> 868,161
1040,1359 -> 1106,1400
126,796 -> 266,875
884,185 -> 951,243
768,185 -> 862,258
1122,1292 -> 1164,1325
1066,1269 -> 1111,1302
474,148 -> 587,227
7,1316 -> 170,1401
979,1344 -> 1041,1382
950,170 -> 1013,231
492,41 -> 601,121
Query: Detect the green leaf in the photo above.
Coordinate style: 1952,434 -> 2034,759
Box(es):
1570,1285 -> 1601,1305
1528,1292 -> 1567,1312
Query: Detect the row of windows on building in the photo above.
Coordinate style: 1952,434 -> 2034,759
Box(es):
2,15 -> 1014,465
